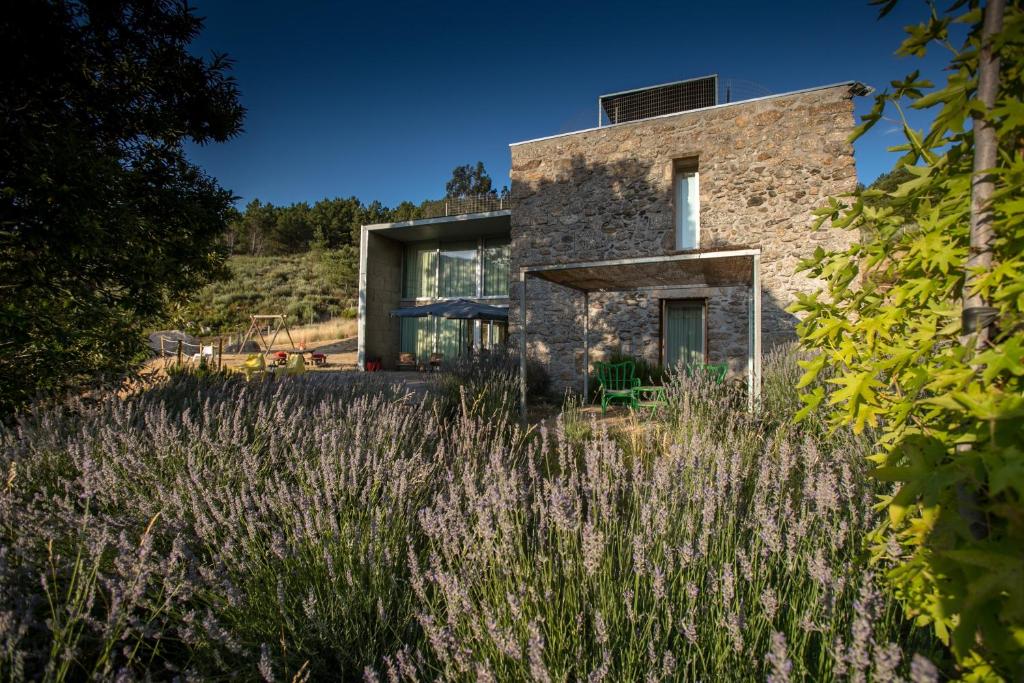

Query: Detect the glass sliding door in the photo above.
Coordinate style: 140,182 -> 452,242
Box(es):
437,318 -> 470,359
663,300 -> 705,370
400,317 -> 434,363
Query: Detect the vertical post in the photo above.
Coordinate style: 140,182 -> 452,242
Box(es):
176,339 -> 183,367
519,270 -> 528,421
582,290 -> 590,401
217,337 -> 224,371
160,337 -> 165,364
753,253 -> 762,410
748,252 -> 762,412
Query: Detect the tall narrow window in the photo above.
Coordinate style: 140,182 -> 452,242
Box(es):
663,300 -> 705,370
674,160 -> 699,250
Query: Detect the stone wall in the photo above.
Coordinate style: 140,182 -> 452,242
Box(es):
509,84 -> 861,392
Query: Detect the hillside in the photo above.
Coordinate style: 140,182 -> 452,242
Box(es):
174,253 -> 356,335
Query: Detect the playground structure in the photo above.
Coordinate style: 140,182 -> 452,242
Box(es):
239,314 -> 297,358
154,314 -> 344,374
156,335 -> 225,370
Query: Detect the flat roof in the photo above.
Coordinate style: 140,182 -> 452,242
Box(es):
523,247 -> 760,292
510,81 -> 872,147
363,210 -> 511,243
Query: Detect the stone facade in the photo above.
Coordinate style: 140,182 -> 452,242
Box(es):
509,84 -> 861,391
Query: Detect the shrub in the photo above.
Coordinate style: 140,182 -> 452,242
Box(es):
0,359 -> 945,680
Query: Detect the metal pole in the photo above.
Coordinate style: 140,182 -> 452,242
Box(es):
583,290 -> 590,401
753,253 -> 762,411
519,271 -> 528,421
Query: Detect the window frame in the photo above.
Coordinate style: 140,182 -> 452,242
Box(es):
401,237 -> 511,301
673,158 -> 700,251
660,298 -> 708,368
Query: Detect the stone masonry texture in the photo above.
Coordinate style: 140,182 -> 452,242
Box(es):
508,84 -> 860,392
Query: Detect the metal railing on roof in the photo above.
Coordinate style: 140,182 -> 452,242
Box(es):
419,194 -> 509,219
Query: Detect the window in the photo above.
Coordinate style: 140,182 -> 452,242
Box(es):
482,238 -> 510,297
439,241 -> 478,298
674,160 -> 700,250
663,300 -> 705,369
437,318 -> 470,358
400,317 -> 434,362
482,321 -> 508,349
403,242 -> 437,298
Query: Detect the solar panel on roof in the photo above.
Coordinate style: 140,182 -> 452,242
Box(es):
599,75 -> 718,125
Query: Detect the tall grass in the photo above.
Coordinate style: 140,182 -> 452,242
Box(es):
289,317 -> 358,345
174,254 -> 354,334
0,355 -> 944,680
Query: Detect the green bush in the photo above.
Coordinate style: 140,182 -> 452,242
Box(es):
172,254 -> 354,334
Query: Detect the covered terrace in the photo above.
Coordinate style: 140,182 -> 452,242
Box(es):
517,247 -> 762,417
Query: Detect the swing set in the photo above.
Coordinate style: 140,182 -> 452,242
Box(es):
239,315 -> 297,358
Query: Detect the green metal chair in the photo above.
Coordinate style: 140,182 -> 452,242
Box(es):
686,362 -> 728,383
594,360 -> 640,414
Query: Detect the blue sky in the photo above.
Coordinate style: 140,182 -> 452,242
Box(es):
185,0 -> 951,209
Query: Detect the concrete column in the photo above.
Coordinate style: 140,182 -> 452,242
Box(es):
753,252 -> 762,410
519,271 -> 528,421
582,290 -> 590,400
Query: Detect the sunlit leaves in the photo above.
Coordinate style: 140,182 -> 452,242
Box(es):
791,1 -> 1024,677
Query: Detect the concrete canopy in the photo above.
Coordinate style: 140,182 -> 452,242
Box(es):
364,210 -> 510,243
518,247 -> 762,418
522,248 -> 758,291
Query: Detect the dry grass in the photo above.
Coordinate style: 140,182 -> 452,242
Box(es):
289,317 -> 357,344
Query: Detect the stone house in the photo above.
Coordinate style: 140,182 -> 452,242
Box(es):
358,77 -> 867,406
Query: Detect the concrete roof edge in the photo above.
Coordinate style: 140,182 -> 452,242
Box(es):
362,209 -> 511,231
509,81 -> 870,148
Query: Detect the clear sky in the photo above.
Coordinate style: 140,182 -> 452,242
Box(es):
184,0 -> 951,209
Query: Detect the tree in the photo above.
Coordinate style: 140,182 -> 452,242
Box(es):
791,1 -> 1023,677
0,1 -> 244,415
233,199 -> 278,256
445,161 -> 496,198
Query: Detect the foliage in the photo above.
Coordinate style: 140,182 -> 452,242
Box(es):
445,161 -> 497,198
0,357 -> 945,680
789,2 -> 1024,677
435,353 -> 520,422
172,254 -> 353,334
223,161 -> 509,261
0,0 -> 244,417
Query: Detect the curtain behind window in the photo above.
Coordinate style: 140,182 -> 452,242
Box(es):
439,241 -> 477,298
437,318 -> 468,358
403,242 -> 437,298
400,317 -> 434,362
483,238 -> 510,297
664,301 -> 704,370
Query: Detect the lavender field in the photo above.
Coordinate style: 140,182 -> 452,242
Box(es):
0,353 -> 944,681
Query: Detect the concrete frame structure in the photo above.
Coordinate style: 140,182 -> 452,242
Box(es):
518,248 -> 761,417
357,210 -> 511,370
